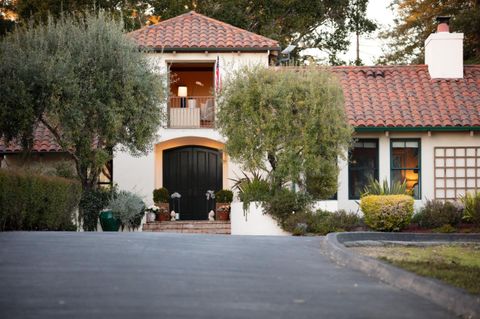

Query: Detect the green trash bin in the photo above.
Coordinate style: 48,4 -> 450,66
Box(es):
99,210 -> 121,232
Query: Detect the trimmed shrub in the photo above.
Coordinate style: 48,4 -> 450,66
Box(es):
215,189 -> 233,203
0,169 -> 81,231
413,199 -> 463,228
461,192 -> 480,226
360,195 -> 414,231
153,187 -> 169,203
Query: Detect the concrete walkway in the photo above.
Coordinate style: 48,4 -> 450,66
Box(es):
0,233 -> 454,319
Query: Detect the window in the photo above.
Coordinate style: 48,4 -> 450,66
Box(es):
391,140 -> 421,199
349,139 -> 379,199
434,147 -> 480,200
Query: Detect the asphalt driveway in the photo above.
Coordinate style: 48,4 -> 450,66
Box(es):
0,232 -> 453,319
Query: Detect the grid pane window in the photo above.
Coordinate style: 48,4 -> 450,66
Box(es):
349,139 -> 379,199
391,140 -> 421,199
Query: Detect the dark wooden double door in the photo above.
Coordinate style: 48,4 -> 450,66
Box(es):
163,146 -> 222,220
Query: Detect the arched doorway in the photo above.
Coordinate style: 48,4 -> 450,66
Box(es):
163,146 -> 223,220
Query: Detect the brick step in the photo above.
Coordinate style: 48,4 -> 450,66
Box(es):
142,221 -> 231,234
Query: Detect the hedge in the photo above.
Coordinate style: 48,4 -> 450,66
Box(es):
360,194 -> 414,231
0,169 -> 81,231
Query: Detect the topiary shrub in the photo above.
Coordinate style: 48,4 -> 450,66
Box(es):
109,191 -> 145,230
153,187 -> 169,203
215,189 -> 233,203
413,199 -> 463,228
360,195 -> 414,231
0,169 -> 81,231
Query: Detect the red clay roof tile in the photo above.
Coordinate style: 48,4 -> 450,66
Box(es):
128,11 -> 280,51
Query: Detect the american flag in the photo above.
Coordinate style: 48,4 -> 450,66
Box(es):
215,56 -> 221,94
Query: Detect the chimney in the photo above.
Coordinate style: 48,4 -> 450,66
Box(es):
424,16 -> 464,79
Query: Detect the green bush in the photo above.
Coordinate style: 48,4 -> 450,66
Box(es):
238,178 -> 271,208
263,188 -> 311,226
215,189 -> 233,203
283,209 -> 361,235
153,187 -> 169,203
360,195 -> 414,231
79,187 -> 114,231
109,190 -> 145,230
461,192 -> 480,226
362,177 -> 408,196
413,199 -> 463,228
0,169 -> 81,231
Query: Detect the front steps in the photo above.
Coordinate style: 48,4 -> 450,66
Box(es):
142,221 -> 231,234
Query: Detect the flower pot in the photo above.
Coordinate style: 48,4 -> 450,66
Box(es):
146,212 -> 156,223
99,210 -> 121,231
216,203 -> 230,221
155,202 -> 170,221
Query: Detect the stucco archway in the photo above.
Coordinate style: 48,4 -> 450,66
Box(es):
154,136 -> 228,190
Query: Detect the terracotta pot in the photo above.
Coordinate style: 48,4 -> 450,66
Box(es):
215,203 -> 230,221
155,202 -> 170,222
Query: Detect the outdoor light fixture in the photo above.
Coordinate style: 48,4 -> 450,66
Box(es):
178,85 -> 188,108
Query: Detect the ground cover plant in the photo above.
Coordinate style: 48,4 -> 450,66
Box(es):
352,244 -> 480,294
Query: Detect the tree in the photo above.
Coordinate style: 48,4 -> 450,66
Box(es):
216,67 -> 353,199
379,0 -> 480,64
0,11 -> 166,193
347,0 -> 377,65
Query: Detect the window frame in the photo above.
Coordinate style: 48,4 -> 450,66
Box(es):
390,138 -> 421,199
348,138 -> 379,200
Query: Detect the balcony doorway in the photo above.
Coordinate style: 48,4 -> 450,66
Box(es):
168,62 -> 215,128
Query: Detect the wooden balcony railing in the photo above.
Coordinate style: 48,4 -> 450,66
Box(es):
168,96 -> 215,128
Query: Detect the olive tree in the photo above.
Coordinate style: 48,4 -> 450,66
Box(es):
0,11 -> 166,192
217,67 -> 352,199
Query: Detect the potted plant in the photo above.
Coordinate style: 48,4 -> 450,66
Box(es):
108,190 -> 146,231
153,187 -> 170,221
99,209 -> 121,232
215,189 -> 233,221
145,205 -> 159,223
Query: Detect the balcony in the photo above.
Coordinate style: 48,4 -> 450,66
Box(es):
168,96 -> 215,128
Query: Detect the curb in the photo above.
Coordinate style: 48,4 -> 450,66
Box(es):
321,232 -> 480,319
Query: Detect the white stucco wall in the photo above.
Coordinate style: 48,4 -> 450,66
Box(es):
337,131 -> 480,213
230,202 -> 290,236
113,51 -> 269,205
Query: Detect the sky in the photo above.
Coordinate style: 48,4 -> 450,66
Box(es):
343,0 -> 395,65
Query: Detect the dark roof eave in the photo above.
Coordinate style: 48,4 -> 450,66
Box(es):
141,46 -> 281,53
355,126 -> 480,132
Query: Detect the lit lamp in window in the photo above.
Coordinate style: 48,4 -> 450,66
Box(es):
178,85 -> 188,108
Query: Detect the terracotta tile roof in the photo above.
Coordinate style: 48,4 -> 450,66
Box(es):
128,11 -> 280,51
1,65 -> 480,153
0,123 -> 62,153
331,65 -> 480,128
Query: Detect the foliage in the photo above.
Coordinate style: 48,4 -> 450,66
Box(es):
461,191 -> 480,226
284,209 -> 361,235
153,188 -> 169,203
232,171 -> 272,210
362,177 -> 408,196
431,224 -> 458,233
412,199 -> 464,229
79,187 -> 115,231
217,67 -> 352,198
305,169 -> 338,200
360,195 -> 414,231
346,0 -> 377,65
379,0 -> 480,64
263,188 -> 312,227
108,190 -> 145,230
0,169 -> 81,231
215,189 -> 233,203
0,11 -> 166,193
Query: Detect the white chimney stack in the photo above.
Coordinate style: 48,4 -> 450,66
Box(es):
424,16 -> 464,79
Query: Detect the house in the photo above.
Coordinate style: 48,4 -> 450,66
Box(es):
1,12 -> 479,231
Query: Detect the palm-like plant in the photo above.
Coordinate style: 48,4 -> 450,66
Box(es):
361,176 -> 408,197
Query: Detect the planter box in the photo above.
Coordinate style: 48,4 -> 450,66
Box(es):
230,202 -> 290,236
